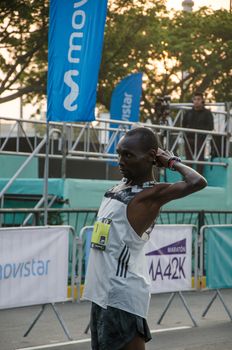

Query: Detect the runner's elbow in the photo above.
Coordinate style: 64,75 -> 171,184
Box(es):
191,176 -> 208,191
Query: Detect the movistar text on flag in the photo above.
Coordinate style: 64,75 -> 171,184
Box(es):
110,72 -> 143,123
108,72 -> 143,163
47,0 -> 108,122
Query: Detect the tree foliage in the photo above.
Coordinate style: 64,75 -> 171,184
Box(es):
99,4 -> 232,120
0,0 -> 48,104
0,0 -> 231,121
162,8 -> 232,103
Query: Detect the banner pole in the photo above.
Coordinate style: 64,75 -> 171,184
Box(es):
44,121 -> 50,225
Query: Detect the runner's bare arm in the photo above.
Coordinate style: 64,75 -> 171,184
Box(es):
151,148 -> 207,206
153,162 -> 207,206
127,149 -> 207,236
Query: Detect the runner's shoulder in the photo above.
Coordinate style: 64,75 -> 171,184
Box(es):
151,182 -> 171,191
141,182 -> 171,197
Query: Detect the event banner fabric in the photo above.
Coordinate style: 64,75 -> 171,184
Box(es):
110,73 -> 143,122
108,72 -> 143,162
0,226 -> 69,309
205,226 -> 232,289
145,225 -> 193,294
47,0 -> 108,122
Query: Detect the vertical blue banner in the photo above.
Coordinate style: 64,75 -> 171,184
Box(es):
47,0 -> 108,122
110,72 -> 143,123
108,73 -> 143,163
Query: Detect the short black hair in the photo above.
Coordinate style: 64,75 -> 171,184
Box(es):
125,127 -> 159,152
193,92 -> 204,99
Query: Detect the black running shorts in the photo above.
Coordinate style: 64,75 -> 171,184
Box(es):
90,302 -> 152,350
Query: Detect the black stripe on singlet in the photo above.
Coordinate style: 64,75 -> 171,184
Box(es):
116,245 -> 130,278
123,252 -> 130,278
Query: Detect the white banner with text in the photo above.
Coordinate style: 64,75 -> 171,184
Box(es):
145,225 -> 193,294
0,226 -> 69,309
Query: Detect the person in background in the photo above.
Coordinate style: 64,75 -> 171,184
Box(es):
182,92 -> 214,174
83,127 -> 207,350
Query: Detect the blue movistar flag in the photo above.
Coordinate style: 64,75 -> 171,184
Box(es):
108,73 -> 143,163
47,0 -> 108,122
110,72 -> 143,123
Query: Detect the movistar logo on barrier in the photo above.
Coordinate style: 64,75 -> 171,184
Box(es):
0,259 -> 51,280
146,239 -> 186,256
63,0 -> 88,112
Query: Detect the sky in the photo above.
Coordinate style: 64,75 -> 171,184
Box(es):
166,0 -> 229,11
0,0 -> 230,120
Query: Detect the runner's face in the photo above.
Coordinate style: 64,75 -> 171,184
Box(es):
116,135 -> 154,182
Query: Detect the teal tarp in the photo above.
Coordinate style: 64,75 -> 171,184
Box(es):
0,155 -> 38,178
63,179 -> 117,209
205,226 -> 232,289
0,179 -> 64,197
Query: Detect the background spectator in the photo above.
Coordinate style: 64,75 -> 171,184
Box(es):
182,92 -> 214,174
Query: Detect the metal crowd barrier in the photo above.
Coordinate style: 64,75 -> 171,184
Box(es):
0,208 -> 98,232
77,223 -> 232,327
199,225 -> 232,321
1,208 -> 232,283
1,208 -> 232,230
0,225 -> 77,340
2,209 -> 232,326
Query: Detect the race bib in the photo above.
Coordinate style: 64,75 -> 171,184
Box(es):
91,218 -> 112,251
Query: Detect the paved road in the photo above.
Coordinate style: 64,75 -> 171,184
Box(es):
1,290 -> 232,350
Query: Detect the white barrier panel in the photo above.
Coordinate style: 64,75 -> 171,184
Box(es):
0,226 -> 69,309
145,225 -> 193,294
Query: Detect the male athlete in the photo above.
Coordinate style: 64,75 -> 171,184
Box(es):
83,127 -> 207,350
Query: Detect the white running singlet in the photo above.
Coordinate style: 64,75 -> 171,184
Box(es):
83,179 -> 156,318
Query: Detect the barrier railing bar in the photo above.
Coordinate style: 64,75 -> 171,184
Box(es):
1,148 -> 226,166
194,227 -> 198,290
1,208 -> 232,215
22,195 -> 58,226
76,226 -> 94,303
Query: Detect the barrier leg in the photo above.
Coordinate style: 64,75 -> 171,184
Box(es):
24,305 -> 46,337
24,303 -> 73,340
157,292 -> 175,325
202,290 -> 218,317
84,321 -> 90,334
217,290 -> 232,321
51,303 -> 73,340
178,291 -> 198,327
157,292 -> 198,327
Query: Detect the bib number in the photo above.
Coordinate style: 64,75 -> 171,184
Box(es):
91,218 -> 111,251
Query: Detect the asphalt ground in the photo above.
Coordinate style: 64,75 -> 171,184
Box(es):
0,290 -> 232,350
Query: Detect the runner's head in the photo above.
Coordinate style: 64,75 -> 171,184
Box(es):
116,127 -> 159,183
